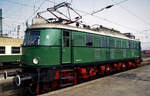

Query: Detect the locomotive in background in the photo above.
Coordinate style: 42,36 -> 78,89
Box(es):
142,50 -> 150,58
0,37 -> 23,68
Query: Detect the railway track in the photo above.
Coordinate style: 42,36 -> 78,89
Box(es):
0,58 -> 150,96
0,68 -> 20,75
0,65 -> 21,70
0,78 -> 23,96
140,58 -> 150,67
0,68 -> 21,96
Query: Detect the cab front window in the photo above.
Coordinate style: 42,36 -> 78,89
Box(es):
23,31 -> 40,46
29,31 -> 40,46
23,29 -> 61,46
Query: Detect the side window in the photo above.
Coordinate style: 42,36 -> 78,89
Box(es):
0,46 -> 5,54
128,41 -> 131,48
116,39 -> 121,48
131,41 -> 133,48
138,42 -> 140,49
63,31 -> 70,47
126,41 -> 128,48
101,36 -> 107,47
123,40 -> 127,48
136,42 -> 138,49
110,38 -> 115,48
106,37 -> 109,47
86,34 -> 93,46
122,40 -> 125,48
118,40 -> 121,48
93,35 -> 101,47
133,42 -> 136,49
73,32 -> 85,46
130,41 -> 132,48
11,47 -> 20,54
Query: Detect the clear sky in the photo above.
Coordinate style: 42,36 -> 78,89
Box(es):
0,0 -> 150,49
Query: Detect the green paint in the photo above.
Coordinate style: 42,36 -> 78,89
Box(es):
0,55 -> 21,63
22,27 -> 141,67
22,47 -> 60,66
40,29 -> 61,46
62,47 -> 71,64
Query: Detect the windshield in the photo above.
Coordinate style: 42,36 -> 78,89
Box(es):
23,31 -> 40,46
23,29 -> 61,46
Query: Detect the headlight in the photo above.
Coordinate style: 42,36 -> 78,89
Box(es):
33,58 -> 39,64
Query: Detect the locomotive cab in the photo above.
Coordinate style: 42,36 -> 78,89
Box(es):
12,25 -> 73,92
22,28 -> 63,66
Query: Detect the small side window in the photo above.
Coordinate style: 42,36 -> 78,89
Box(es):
11,47 -> 20,54
0,46 -> 5,54
133,42 -> 136,49
128,41 -> 131,48
110,38 -> 115,48
93,35 -> 100,47
118,40 -> 121,48
86,34 -> 93,46
136,42 -> 138,49
101,36 -> 107,47
124,41 -> 127,48
63,31 -> 70,47
138,42 -> 140,49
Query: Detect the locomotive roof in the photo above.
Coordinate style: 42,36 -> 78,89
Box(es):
29,23 -> 139,41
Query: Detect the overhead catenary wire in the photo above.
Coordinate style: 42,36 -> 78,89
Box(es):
91,0 -> 128,15
110,0 -> 150,27
3,0 -> 149,36
113,0 -> 128,6
3,0 -> 47,38
3,0 -> 33,7
109,0 -> 150,41
3,0 -> 141,34
33,0 -> 36,14
75,9 -> 139,32
77,0 -> 150,34
26,0 -> 47,21
141,28 -> 150,32
3,0 -> 47,24
45,0 -> 141,33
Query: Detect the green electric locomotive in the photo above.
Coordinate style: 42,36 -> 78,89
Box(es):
4,2 -> 141,95
22,23 -> 140,67
4,21 -> 141,95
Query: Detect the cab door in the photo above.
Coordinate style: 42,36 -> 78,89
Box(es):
62,30 -> 71,64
